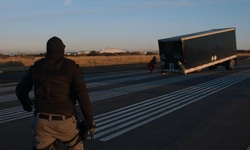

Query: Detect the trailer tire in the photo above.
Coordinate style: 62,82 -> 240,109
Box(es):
225,59 -> 236,70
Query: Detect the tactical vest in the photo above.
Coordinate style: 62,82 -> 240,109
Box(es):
32,58 -> 77,116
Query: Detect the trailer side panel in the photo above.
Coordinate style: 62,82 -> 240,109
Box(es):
183,30 -> 237,68
158,28 -> 237,73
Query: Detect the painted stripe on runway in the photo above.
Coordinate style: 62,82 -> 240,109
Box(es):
1,70 -> 249,142
87,73 -> 158,88
0,71 -> 212,103
91,69 -> 250,141
0,70 -> 145,93
88,73 -> 213,102
0,70 -> 152,101
0,71 -> 214,123
84,69 -> 145,82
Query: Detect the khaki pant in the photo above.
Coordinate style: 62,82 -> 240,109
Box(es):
34,114 -> 83,150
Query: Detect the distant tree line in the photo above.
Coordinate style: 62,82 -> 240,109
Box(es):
83,51 -> 158,56
1,50 -> 249,57
0,50 -> 159,57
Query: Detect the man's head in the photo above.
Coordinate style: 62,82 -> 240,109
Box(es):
46,36 -> 65,61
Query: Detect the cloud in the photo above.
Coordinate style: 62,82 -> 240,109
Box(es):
64,0 -> 72,6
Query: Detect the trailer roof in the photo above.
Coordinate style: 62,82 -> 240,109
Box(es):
158,27 -> 235,42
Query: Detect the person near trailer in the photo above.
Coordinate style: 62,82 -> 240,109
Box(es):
148,56 -> 157,74
160,54 -> 167,73
16,36 -> 95,150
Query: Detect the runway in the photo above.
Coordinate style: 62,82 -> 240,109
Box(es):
0,63 -> 250,150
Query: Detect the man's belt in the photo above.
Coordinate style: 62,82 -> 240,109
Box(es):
38,114 -> 71,121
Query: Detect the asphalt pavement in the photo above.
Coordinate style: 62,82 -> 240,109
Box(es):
0,59 -> 250,150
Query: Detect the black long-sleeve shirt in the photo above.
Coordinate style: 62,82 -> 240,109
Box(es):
16,58 -> 94,127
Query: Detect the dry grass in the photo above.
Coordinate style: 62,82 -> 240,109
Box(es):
0,55 -> 160,67
70,55 -> 160,67
0,56 -> 39,67
237,52 -> 250,57
0,52 -> 249,68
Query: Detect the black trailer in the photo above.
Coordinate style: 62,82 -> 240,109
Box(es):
158,28 -> 237,74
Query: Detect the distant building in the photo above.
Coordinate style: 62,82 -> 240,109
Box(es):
78,51 -> 90,55
65,52 -> 79,56
100,47 -> 127,54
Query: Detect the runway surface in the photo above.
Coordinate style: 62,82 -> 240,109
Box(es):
0,60 -> 250,150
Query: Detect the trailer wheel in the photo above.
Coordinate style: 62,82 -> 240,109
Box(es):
225,59 -> 236,70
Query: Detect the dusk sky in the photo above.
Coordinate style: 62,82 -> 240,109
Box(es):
1,0 -> 250,54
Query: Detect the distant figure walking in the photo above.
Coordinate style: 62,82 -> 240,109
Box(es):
148,56 -> 157,74
160,54 -> 167,73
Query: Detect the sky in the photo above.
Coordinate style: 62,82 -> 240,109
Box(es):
0,0 -> 250,54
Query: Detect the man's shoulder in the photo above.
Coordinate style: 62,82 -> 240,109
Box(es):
63,58 -> 80,69
34,58 -> 45,65
64,58 -> 76,64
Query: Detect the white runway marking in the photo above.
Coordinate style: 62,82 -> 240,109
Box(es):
1,69 -> 250,142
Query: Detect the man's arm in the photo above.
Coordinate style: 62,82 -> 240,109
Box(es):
16,66 -> 34,112
71,65 -> 94,127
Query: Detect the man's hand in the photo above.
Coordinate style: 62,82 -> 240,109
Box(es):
89,127 -> 96,135
89,123 -> 96,144
89,123 -> 96,135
